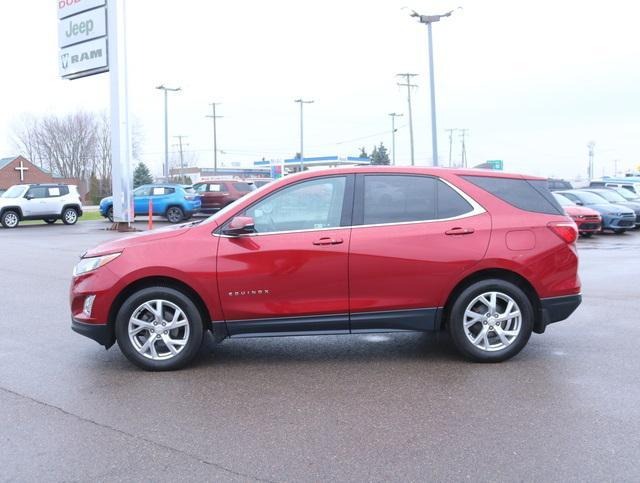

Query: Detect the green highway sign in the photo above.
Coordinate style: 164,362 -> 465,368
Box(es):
486,160 -> 504,170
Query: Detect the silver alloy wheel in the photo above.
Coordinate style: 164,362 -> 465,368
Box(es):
4,212 -> 19,228
167,207 -> 183,223
463,291 -> 522,352
64,209 -> 77,224
128,299 -> 190,360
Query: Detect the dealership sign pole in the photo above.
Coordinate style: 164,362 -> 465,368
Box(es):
58,0 -> 133,226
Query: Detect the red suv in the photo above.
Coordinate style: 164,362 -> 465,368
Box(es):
193,179 -> 255,214
71,167 -> 581,370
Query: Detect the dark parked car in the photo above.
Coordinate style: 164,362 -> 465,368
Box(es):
71,167 -> 581,370
557,190 -> 635,233
193,179 -> 255,214
548,179 -> 573,191
581,188 -> 640,227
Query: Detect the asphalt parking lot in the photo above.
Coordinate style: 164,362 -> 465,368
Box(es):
1,221 -> 639,482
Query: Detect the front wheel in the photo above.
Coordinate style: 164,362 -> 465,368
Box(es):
613,229 -> 626,234
1,210 -> 20,229
448,279 -> 533,363
62,207 -> 78,225
115,287 -> 204,371
166,206 -> 184,224
580,232 -> 593,238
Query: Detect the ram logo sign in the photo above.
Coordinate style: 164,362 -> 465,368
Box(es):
59,37 -> 108,79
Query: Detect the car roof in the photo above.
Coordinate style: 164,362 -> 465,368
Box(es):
284,166 -> 546,181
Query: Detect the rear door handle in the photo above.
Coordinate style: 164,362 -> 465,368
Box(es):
445,227 -> 475,236
313,237 -> 344,246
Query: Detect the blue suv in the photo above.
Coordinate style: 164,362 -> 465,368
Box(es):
557,189 -> 635,234
99,184 -> 202,223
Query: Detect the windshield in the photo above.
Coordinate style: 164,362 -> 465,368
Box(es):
571,191 -> 608,204
553,193 -> 574,207
613,188 -> 636,200
590,190 -> 625,202
1,185 -> 27,198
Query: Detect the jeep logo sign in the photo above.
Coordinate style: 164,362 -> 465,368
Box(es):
59,37 -> 108,79
58,7 -> 107,48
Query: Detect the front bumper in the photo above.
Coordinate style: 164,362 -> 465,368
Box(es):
604,215 -> 635,230
71,318 -> 115,348
535,294 -> 582,333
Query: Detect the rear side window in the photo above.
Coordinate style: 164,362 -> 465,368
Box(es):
363,175 -> 436,225
233,182 -> 253,192
48,187 -> 61,197
437,180 -> 473,218
462,176 -> 563,215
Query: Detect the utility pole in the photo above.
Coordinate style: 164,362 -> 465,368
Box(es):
389,113 -> 403,165
156,85 -> 181,179
587,141 -> 595,180
459,129 -> 469,168
206,102 -> 223,175
173,135 -> 189,181
294,99 -> 314,171
445,128 -> 456,167
613,159 -> 620,177
397,73 -> 418,165
410,9 -> 458,167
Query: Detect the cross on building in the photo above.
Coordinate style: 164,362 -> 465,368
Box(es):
15,159 -> 29,182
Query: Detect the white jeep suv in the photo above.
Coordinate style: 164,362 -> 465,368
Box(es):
0,184 -> 83,228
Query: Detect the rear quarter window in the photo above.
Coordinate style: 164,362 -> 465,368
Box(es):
462,176 -> 563,215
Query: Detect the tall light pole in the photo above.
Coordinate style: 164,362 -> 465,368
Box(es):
206,102 -> 223,175
410,8 -> 459,167
389,113 -> 403,165
156,85 -> 181,179
587,141 -> 595,180
294,99 -> 314,171
397,74 -> 418,165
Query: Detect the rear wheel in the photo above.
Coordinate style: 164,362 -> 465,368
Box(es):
115,287 -> 204,371
448,279 -> 533,363
62,207 -> 78,225
166,206 -> 184,224
106,207 -> 114,223
1,210 -> 20,229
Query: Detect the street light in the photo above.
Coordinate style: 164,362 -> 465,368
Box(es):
389,113 -> 403,166
294,99 -> 314,171
410,8 -> 459,167
156,85 -> 182,179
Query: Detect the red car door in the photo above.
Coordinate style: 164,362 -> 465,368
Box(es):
348,174 -> 491,332
216,175 -> 354,336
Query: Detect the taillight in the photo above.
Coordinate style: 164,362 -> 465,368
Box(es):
548,221 -> 578,244
185,195 -> 196,201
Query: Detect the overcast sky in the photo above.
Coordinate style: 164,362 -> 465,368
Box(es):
1,0 -> 639,179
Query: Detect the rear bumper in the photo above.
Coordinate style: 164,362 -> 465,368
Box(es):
71,318 -> 114,348
536,294 -> 582,333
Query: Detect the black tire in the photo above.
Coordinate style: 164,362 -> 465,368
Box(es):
613,229 -> 626,234
166,206 -> 184,224
115,286 -> 204,371
580,232 -> 593,238
62,207 -> 79,225
44,218 -> 57,224
107,207 -> 114,223
1,210 -> 20,229
448,279 -> 534,363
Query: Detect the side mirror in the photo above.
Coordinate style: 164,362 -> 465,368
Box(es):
25,194 -> 33,200
575,201 -> 583,206
223,216 -> 256,236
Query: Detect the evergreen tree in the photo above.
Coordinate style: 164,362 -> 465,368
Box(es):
133,162 -> 153,188
371,142 -> 391,165
358,147 -> 368,158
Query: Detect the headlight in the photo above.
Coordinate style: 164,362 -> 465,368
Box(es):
73,253 -> 121,276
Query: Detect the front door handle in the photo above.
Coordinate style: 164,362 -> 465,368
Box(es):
445,227 -> 475,236
313,237 -> 344,246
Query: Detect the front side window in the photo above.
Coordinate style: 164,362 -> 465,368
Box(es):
26,187 -> 47,199
242,177 -> 346,233
194,183 -> 208,193
134,186 -> 151,197
363,175 -> 436,225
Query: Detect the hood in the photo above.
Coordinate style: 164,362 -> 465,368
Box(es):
84,223 -> 193,257
564,205 -> 601,217
589,203 -> 635,215
616,201 -> 640,213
